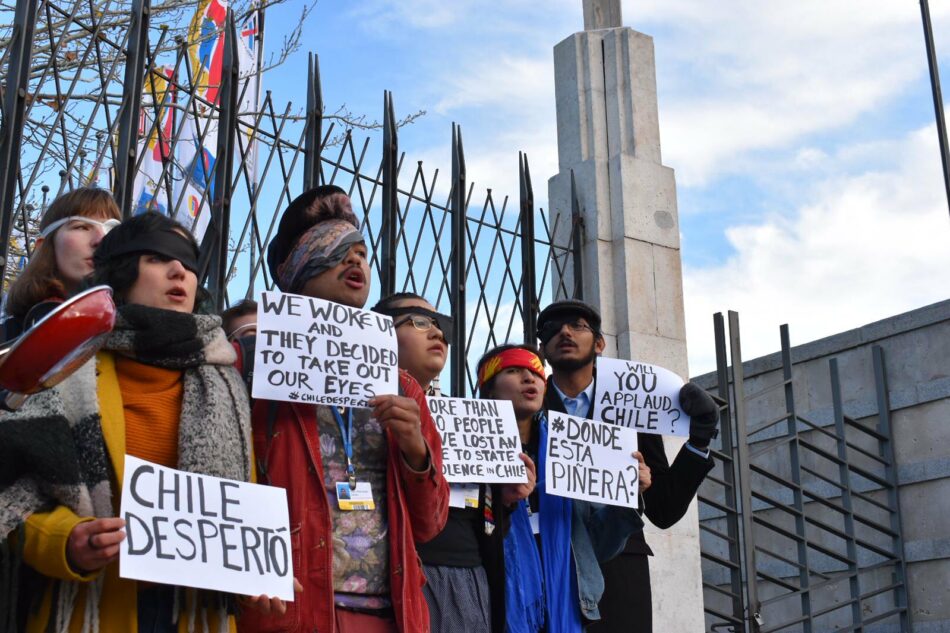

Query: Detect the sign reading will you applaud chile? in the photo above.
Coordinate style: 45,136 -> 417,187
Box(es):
592,357 -> 690,437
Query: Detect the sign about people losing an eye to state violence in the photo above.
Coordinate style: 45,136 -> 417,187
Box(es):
252,291 -> 399,408
544,411 -> 639,508
119,455 -> 294,600
592,357 -> 689,437
427,397 -> 529,484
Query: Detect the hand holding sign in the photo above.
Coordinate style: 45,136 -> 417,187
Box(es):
501,454 -> 537,506
67,517 -> 126,574
680,382 -> 720,449
593,357 -> 689,437
243,578 -> 304,616
371,394 -> 428,471
634,451 -> 652,493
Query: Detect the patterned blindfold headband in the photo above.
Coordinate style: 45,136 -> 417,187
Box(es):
276,219 -> 365,293
477,348 -> 546,391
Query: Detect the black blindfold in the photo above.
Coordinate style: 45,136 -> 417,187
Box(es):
99,229 -> 199,274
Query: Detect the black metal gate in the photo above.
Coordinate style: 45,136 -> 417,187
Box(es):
0,0 -> 583,396
697,312 -> 910,632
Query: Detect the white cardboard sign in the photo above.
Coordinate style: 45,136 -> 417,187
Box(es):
544,411 -> 639,508
592,357 -> 689,437
427,397 -> 528,484
119,455 -> 294,600
252,291 -> 399,408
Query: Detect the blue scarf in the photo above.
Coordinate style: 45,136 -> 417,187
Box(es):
504,501 -> 545,633
538,413 -> 584,633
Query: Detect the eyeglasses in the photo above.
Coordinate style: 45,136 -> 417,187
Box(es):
395,314 -> 444,334
539,319 -> 594,342
40,216 -> 121,239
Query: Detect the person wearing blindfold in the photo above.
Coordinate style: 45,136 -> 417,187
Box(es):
241,186 -> 449,633
536,300 -> 720,633
372,294 -> 536,633
3,187 -> 122,342
0,212 -> 270,632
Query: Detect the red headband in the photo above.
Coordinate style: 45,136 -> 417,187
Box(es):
478,348 -> 546,390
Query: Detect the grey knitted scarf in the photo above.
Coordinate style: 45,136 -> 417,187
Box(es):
0,304 -> 251,632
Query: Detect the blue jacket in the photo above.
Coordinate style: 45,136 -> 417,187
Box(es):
570,499 -> 644,619
529,410 -> 644,624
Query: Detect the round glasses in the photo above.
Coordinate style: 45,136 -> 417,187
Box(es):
40,216 -> 121,239
395,314 -> 444,334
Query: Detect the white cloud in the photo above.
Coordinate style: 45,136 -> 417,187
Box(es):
684,124 -> 950,375
433,55 -> 554,115
348,0 -> 466,31
409,0 -> 950,190
635,0 -> 950,185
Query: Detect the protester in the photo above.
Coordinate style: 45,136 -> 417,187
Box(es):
240,185 -> 449,633
372,293 -> 451,396
373,293 -> 536,633
476,344 -> 650,633
2,187 -> 121,341
221,298 -> 257,341
536,300 -> 719,633
0,211 -> 261,632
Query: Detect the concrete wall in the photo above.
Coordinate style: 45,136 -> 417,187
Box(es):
693,299 -> 950,632
548,23 -> 705,632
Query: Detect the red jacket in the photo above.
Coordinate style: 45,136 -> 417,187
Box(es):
239,370 -> 449,633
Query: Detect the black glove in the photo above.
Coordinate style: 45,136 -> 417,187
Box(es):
680,382 -> 719,450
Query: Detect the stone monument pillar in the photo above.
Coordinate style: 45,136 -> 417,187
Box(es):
547,1 -> 704,630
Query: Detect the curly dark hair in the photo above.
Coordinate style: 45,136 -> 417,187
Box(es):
90,211 -> 210,312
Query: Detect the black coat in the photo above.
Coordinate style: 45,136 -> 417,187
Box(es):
543,375 -> 713,555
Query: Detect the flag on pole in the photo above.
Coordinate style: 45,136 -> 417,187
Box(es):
132,66 -> 176,215
177,0 -> 228,241
237,3 -> 262,183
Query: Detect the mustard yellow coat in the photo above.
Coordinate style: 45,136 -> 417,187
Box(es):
22,352 -> 240,633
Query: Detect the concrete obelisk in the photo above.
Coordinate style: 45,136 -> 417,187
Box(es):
548,1 -> 704,631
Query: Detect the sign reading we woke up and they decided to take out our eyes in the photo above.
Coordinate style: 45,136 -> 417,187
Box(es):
427,397 -> 529,484
252,291 -> 399,408
544,411 -> 640,509
592,357 -> 690,437
119,455 -> 294,600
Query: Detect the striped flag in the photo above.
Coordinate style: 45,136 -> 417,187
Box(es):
132,66 -> 176,215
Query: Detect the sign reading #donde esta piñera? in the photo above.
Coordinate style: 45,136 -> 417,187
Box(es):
119,455 -> 294,601
252,291 -> 399,408
592,357 -> 689,437
544,411 -> 640,509
427,397 -> 529,484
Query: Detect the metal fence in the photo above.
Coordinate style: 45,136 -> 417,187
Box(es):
698,312 -> 909,632
0,0 -> 584,396
4,7 -> 913,630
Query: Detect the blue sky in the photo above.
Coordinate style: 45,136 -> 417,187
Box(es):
258,0 -> 950,374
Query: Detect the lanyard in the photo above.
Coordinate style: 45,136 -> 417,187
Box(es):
331,407 -> 357,489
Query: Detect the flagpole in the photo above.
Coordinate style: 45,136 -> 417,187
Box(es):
250,0 -> 264,293
920,0 -> 950,220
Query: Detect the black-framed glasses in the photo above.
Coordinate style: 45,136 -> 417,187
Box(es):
539,319 -> 594,343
